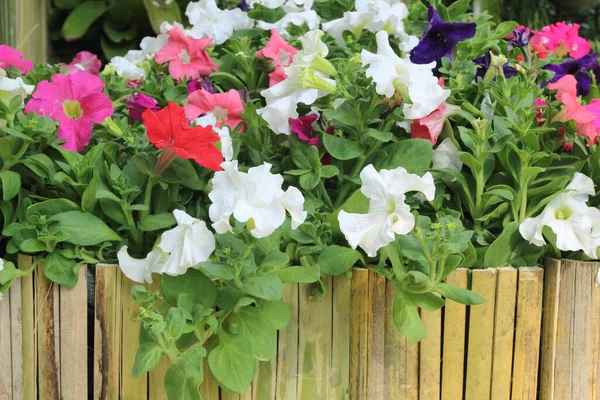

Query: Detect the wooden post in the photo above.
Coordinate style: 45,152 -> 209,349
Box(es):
540,259 -> 600,399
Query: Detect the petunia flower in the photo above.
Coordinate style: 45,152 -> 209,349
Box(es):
432,138 -> 462,172
544,54 -> 600,97
410,102 -> 460,144
185,0 -> 254,45
0,69 -> 35,107
474,52 -> 517,80
188,76 -> 214,94
520,173 -> 600,258
118,246 -> 165,284
209,161 -> 307,238
185,89 -> 245,130
257,10 -> 321,37
127,93 -> 160,121
409,4 -> 476,71
0,45 -> 33,74
533,98 -> 547,125
507,26 -> 532,51
154,27 -> 219,81
196,113 -> 234,162
237,0 -> 250,11
256,29 -> 299,86
530,22 -> 591,60
290,113 -> 320,146
62,51 -> 102,75
361,31 -> 450,119
109,50 -> 147,81
24,71 -> 113,151
142,101 -> 223,171
338,164 -> 435,257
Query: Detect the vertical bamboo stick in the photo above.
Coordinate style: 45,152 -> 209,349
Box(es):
0,279 -> 12,399
441,269 -> 467,400
297,277 -> 333,399
419,302 -> 442,400
367,271 -> 386,400
200,358 -> 221,400
490,267 -> 518,400
349,270 -> 369,400
465,269 -> 497,399
10,270 -> 23,399
19,254 -> 37,400
540,258 -> 561,400
511,267 -> 544,400
276,283 -> 299,400
330,276 -> 351,400
15,0 -> 47,62
252,358 -> 276,400
36,260 -> 61,399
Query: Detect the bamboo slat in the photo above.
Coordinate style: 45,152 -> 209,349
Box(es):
349,270 -> 369,400
554,259 -> 576,399
368,271 -> 386,400
465,269 -> 497,399
276,283 -> 299,400
490,267 -> 518,400
94,265 -> 122,400
383,283 -> 418,400
200,358 -> 221,400
10,269 -> 23,400
297,277 -> 333,400
15,0 -> 47,62
511,267 -> 544,400
419,301 -> 442,400
59,265 -> 88,399
19,255 -> 37,400
330,276 -> 351,400
252,358 -> 276,400
540,258 -> 561,400
441,269 -> 467,400
593,263 -> 600,400
36,260 -> 61,399
0,279 -> 12,399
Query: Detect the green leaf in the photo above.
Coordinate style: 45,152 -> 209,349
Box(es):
0,171 -> 20,201
378,139 -> 433,175
403,292 -> 445,311
162,269 -> 217,307
242,275 -> 283,300
318,245 -> 361,275
228,307 -> 277,360
393,294 -> 425,344
139,213 -> 177,232
482,221 -> 518,268
260,250 -> 289,270
44,251 -> 79,287
278,264 -> 320,283
132,342 -> 163,378
164,365 -> 202,400
50,211 -> 122,246
299,171 -> 321,190
323,109 -> 358,127
436,283 -> 486,305
256,299 -> 290,330
322,134 -> 366,160
26,199 -> 80,220
62,1 -> 109,40
199,262 -> 235,280
364,128 -> 392,142
320,165 -> 339,178
164,308 -> 187,341
208,332 -> 255,393
53,0 -> 81,10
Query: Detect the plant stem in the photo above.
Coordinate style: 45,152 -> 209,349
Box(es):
318,180 -> 334,210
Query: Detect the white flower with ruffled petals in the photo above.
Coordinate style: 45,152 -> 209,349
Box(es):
185,0 -> 253,45
0,70 -> 34,107
361,31 -> 449,119
520,173 -> 600,259
257,10 -> 320,37
110,50 -> 147,80
209,161 -> 307,238
432,138 -> 462,172
118,246 -> 165,284
338,164 -> 435,257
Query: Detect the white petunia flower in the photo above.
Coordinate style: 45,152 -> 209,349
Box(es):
338,164 -> 435,257
186,0 -> 254,45
209,161 -> 307,238
323,0 -> 417,51
257,10 -> 321,37
196,113 -> 234,162
361,31 -> 449,119
520,173 -> 600,259
109,50 -> 147,80
118,246 -> 165,284
432,138 -> 463,172
248,0 -> 313,11
0,70 -> 35,107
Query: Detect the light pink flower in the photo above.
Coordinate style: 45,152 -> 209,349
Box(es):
530,22 -> 590,60
24,72 -> 114,151
256,29 -> 298,87
154,27 -> 219,81
410,102 -> 460,144
185,89 -> 244,130
0,45 -> 33,74
62,51 -> 102,75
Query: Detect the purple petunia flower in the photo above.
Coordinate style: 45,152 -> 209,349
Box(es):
544,54 -> 600,97
410,4 -> 476,73
474,52 -> 517,80
187,76 -> 214,95
236,0 -> 249,11
507,27 -> 532,51
127,93 -> 160,121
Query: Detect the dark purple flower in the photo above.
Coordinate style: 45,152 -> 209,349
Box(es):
474,52 -> 517,80
290,114 -> 320,146
544,54 -> 600,97
507,27 -> 532,51
410,4 -> 476,72
187,77 -> 214,95
236,0 -> 249,11
127,93 -> 160,121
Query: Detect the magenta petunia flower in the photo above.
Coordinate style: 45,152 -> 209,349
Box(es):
290,113 -> 320,146
24,71 -> 114,151
154,27 -> 219,81
127,93 -> 160,121
187,76 -> 214,94
0,45 -> 33,74
62,51 -> 102,76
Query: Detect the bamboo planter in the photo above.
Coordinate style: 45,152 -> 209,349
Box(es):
1,256 -> 598,399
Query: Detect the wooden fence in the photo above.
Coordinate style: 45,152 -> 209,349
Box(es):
0,255 -> 551,399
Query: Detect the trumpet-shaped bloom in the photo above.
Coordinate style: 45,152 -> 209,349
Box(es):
257,11 -> 321,37
185,0 -> 254,45
185,89 -> 244,130
256,29 -> 299,86
62,51 -> 102,75
118,246 -> 165,284
110,50 -> 147,81
0,45 -> 33,74
432,138 -> 462,172
127,93 -> 160,121
520,173 -> 600,258
410,102 -> 460,144
142,101 -> 223,171
209,161 -> 307,238
24,71 -> 113,151
0,69 -> 35,107
544,53 -> 599,97
338,164 -> 435,257
154,27 -> 218,81
361,31 -> 449,119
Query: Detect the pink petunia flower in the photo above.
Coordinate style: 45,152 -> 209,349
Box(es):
0,45 -> 33,74
256,29 -> 298,87
62,51 -> 102,76
154,27 -> 219,81
24,71 -> 114,151
410,102 -> 460,144
530,22 -> 591,60
547,74 -> 599,145
185,89 -> 244,130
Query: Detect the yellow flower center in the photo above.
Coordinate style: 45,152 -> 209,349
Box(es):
555,206 -> 571,220
63,100 -> 83,120
213,106 -> 228,123
178,49 -> 191,65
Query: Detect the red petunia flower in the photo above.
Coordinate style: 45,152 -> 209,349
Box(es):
142,101 -> 223,171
